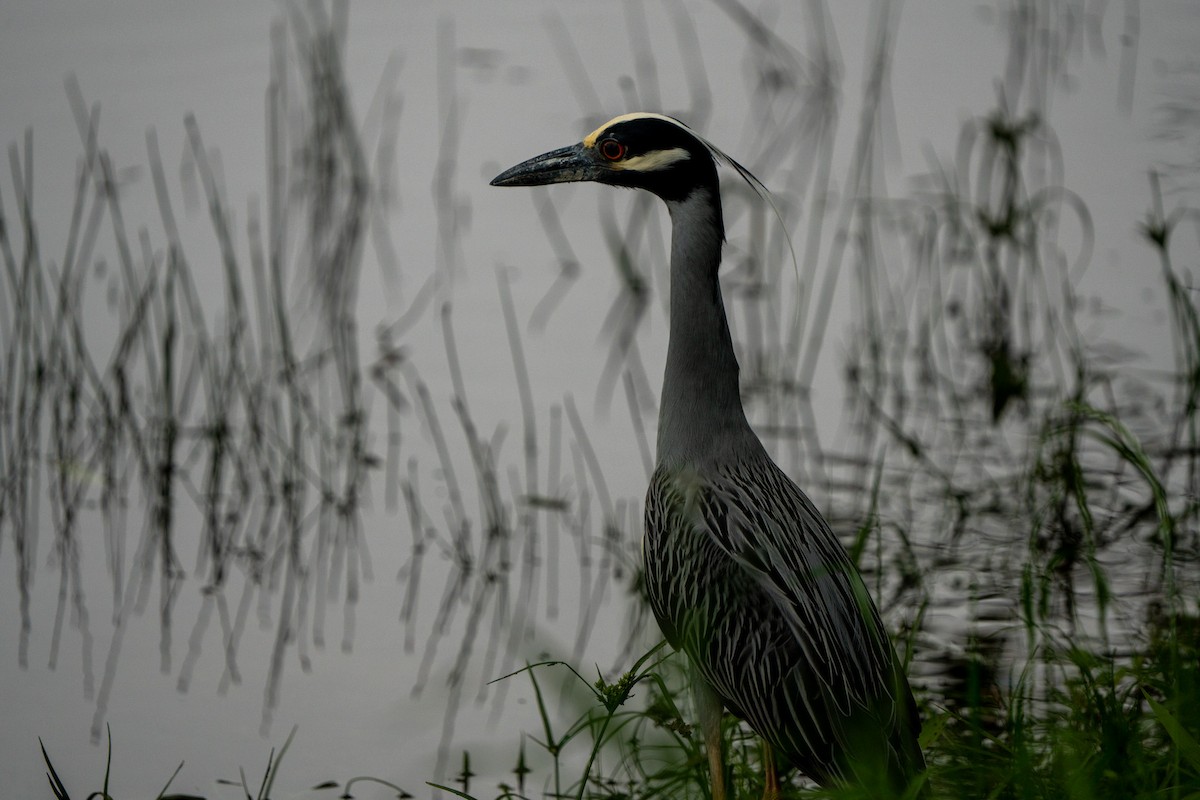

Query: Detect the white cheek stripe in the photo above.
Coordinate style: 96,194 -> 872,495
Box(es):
613,147 -> 692,172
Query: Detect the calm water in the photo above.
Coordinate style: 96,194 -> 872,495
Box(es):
2,2 -> 1197,798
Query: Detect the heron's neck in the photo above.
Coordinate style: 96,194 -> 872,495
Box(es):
657,188 -> 752,466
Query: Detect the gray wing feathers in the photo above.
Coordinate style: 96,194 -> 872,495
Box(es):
698,459 -> 897,718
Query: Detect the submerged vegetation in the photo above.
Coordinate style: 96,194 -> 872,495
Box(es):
6,0 -> 1199,798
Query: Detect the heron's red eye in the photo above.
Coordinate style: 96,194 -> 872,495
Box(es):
599,139 -> 626,161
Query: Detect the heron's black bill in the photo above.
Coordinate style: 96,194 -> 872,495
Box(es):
490,144 -> 602,187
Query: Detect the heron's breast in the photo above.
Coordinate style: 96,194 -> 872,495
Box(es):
643,465 -> 758,646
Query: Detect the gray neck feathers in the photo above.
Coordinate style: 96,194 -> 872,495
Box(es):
656,188 -> 754,467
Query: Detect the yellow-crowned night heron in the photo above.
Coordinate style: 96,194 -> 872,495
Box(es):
491,113 -> 925,799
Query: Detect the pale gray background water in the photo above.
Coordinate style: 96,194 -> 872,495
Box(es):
2,1 -> 1197,798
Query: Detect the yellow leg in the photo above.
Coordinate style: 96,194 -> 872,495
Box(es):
762,740 -> 780,800
707,726 -> 727,800
692,668 -> 726,800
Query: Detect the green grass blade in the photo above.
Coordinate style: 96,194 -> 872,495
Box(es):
38,738 -> 72,800
1145,692 -> 1200,771
426,781 -> 479,799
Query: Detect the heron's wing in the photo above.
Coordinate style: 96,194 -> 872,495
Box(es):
700,460 -> 921,777
697,457 -> 901,721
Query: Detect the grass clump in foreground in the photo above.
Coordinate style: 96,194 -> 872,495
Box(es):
426,607 -> 1199,800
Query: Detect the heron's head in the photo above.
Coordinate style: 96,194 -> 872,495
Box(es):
490,112 -> 719,203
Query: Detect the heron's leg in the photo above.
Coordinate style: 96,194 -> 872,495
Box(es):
762,740 -> 780,800
692,667 -> 726,800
